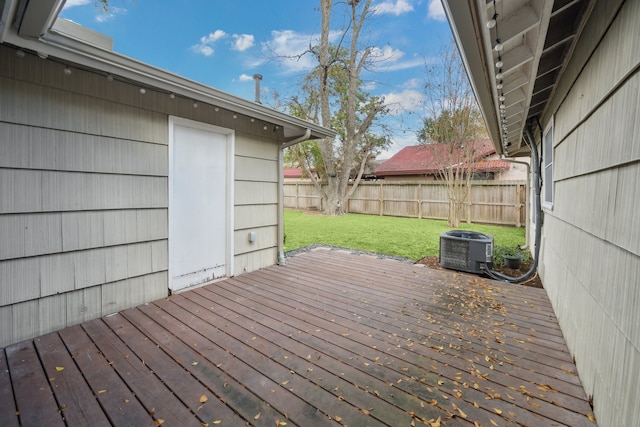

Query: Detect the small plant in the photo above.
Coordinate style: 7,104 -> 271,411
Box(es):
492,245 -> 531,267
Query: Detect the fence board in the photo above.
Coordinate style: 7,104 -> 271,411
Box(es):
284,180 -> 527,226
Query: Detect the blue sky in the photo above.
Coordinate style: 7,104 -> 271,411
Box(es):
59,0 -> 451,158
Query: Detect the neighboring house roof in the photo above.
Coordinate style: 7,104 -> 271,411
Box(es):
375,140 -> 508,177
0,0 -> 335,145
442,1 -> 591,156
283,168 -> 303,179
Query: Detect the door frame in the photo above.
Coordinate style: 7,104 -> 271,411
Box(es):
168,116 -> 235,292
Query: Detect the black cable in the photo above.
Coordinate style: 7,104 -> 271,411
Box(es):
483,121 -> 543,283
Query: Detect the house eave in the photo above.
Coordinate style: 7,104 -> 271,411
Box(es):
0,1 -> 335,143
442,0 -> 594,158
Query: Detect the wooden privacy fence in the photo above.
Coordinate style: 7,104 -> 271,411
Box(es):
284,180 -> 528,227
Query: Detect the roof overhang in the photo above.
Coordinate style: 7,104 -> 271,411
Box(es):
0,0 -> 335,143
442,0 -> 594,157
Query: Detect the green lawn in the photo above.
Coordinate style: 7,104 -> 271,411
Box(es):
284,209 -> 526,261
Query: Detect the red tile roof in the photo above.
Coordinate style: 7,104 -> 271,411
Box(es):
375,140 -> 508,176
284,167 -> 303,178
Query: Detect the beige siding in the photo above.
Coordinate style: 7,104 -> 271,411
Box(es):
538,1 -> 640,426
0,43 -> 284,347
232,134 -> 280,274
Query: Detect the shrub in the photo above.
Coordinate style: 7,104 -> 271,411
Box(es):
492,245 -> 532,267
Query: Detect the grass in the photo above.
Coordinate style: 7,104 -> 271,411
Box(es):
284,209 -> 526,261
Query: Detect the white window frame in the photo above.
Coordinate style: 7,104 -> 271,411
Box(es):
542,119 -> 554,209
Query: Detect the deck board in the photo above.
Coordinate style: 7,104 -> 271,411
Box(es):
0,249 -> 597,426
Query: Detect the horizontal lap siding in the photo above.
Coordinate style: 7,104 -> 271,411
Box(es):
540,1 -> 640,426
0,46 -> 170,347
233,134 -> 279,275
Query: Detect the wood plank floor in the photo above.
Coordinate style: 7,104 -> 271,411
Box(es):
1,248 -> 597,427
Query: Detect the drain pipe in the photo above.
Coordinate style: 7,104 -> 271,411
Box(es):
277,129 -> 312,265
484,122 -> 542,283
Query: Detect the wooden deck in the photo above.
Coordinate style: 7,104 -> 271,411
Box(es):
1,248 -> 596,427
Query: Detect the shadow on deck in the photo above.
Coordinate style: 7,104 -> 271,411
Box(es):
0,248 -> 596,426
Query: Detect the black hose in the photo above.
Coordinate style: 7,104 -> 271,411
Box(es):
484,122 -> 543,283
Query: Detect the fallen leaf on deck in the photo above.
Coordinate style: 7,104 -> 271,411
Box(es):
212,421 -> 222,425
588,413 -> 596,422
494,408 -> 503,414
55,367 -> 64,372
155,420 -> 164,426
429,416 -> 441,427
452,404 -> 467,418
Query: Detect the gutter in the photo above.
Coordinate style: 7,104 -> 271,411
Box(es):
277,129 -> 312,265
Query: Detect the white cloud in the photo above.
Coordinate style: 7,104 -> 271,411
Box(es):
191,30 -> 227,56
428,0 -> 446,22
232,34 -> 255,51
402,78 -> 421,89
201,30 -> 227,44
62,0 -> 91,9
262,29 -> 341,73
382,89 -> 424,115
370,45 -> 404,63
372,0 -> 414,16
95,7 -> 127,22
370,47 -> 424,72
237,74 -> 254,82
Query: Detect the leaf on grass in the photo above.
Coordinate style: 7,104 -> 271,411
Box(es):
55,366 -> 64,372
199,395 -> 208,403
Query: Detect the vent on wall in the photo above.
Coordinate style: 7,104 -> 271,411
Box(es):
439,230 -> 493,274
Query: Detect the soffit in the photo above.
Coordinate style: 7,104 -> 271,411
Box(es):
445,0 -> 593,156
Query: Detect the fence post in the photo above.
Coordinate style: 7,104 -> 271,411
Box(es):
379,182 -> 384,216
418,183 -> 422,219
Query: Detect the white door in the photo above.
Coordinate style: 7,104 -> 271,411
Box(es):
169,117 -> 234,292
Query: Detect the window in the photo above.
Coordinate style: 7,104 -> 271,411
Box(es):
543,121 -> 553,207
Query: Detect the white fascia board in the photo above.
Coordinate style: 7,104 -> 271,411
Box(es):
441,1 -> 502,155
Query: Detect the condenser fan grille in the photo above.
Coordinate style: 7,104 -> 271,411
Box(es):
439,230 -> 493,274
